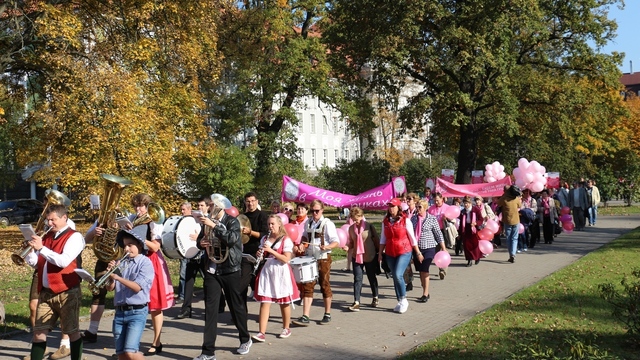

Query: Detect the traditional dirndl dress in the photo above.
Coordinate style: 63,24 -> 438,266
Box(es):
254,236 -> 300,304
147,248 -> 175,311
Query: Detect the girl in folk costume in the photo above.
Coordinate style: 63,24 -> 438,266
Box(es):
252,215 -> 300,342
459,196 -> 483,267
127,193 -> 174,356
378,198 -> 420,314
344,207 -> 380,311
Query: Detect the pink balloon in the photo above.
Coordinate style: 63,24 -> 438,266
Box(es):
561,206 -> 571,215
341,223 -> 350,232
336,228 -> 348,248
225,206 -> 239,217
525,172 -> 534,183
478,240 -> 494,255
518,158 -> 530,170
277,213 -> 289,225
559,214 -> 572,223
401,202 -> 409,211
485,219 -> 500,234
283,223 -> 298,242
433,251 -> 451,268
530,181 -> 544,193
478,228 -> 494,240
563,222 -> 575,232
444,205 -> 460,220
518,223 -> 525,234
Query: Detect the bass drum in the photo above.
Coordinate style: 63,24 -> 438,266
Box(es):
161,216 -> 201,259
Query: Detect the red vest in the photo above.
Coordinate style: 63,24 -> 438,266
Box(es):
37,228 -> 81,293
383,216 -> 412,257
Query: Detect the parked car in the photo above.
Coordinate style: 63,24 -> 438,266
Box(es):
0,199 -> 44,226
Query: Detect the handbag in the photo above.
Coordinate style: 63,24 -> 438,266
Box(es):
554,220 -> 562,235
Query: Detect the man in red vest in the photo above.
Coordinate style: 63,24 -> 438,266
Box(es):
26,204 -> 85,360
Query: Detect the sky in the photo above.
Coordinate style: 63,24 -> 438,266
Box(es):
599,2 -> 640,73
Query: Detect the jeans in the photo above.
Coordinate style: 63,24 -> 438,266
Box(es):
385,252 -> 412,301
113,307 -> 148,354
517,233 -> 528,252
504,224 -> 519,257
352,259 -> 379,303
588,205 -> 598,225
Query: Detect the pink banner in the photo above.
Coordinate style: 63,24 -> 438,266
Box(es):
434,177 -> 513,198
281,176 -> 405,210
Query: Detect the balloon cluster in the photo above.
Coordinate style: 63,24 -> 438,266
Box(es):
559,206 -> 574,233
484,161 -> 507,183
512,158 -> 547,193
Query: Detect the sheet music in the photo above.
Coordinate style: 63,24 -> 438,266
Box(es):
116,216 -> 133,229
19,224 -> 35,242
74,269 -> 96,283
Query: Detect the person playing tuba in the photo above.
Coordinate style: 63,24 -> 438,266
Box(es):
192,197 -> 252,360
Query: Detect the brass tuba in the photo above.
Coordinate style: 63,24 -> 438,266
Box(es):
205,202 -> 229,264
92,174 -> 132,262
12,189 -> 71,266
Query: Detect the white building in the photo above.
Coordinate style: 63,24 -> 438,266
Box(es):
292,96 -> 361,173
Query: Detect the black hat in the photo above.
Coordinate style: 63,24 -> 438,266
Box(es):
115,227 -> 148,254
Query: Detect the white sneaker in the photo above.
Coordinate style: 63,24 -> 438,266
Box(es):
237,339 -> 252,355
193,354 -> 216,360
399,298 -> 409,314
393,301 -> 402,313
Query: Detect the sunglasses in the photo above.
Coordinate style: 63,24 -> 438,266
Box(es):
416,205 -> 423,209
284,208 -> 293,212
311,209 -> 322,214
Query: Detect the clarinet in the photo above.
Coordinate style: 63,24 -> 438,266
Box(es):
252,231 -> 271,275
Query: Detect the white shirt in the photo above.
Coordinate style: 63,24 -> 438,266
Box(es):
379,217 -> 418,246
26,225 -> 85,289
304,217 -> 339,259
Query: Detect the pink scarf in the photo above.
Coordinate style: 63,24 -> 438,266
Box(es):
354,221 -> 366,264
462,209 -> 477,234
414,214 -> 424,242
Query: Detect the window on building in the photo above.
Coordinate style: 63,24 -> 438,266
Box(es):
310,114 -> 316,134
323,149 -> 328,166
334,149 -> 339,162
311,149 -> 316,167
345,149 -> 350,160
323,116 -> 328,134
297,112 -> 303,132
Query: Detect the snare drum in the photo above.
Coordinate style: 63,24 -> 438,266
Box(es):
161,216 -> 201,259
289,256 -> 318,284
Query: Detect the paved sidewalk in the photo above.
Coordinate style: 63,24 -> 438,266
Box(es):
1,215 -> 637,360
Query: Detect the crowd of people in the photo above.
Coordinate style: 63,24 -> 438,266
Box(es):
17,179 -> 600,360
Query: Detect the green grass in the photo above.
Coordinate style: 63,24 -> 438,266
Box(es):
598,205 -> 640,216
401,226 -> 640,360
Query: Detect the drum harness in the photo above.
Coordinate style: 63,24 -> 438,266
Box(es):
305,219 -> 330,261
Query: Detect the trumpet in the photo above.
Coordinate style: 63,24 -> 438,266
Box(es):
88,251 -> 130,295
253,231 -> 271,275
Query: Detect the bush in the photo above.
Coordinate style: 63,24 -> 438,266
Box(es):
599,268 -> 640,343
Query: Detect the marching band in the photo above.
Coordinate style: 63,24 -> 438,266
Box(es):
12,181 -> 373,360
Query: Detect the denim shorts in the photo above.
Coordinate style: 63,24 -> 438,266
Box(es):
113,307 -> 148,354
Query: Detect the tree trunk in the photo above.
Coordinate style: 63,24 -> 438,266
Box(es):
455,121 -> 478,184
